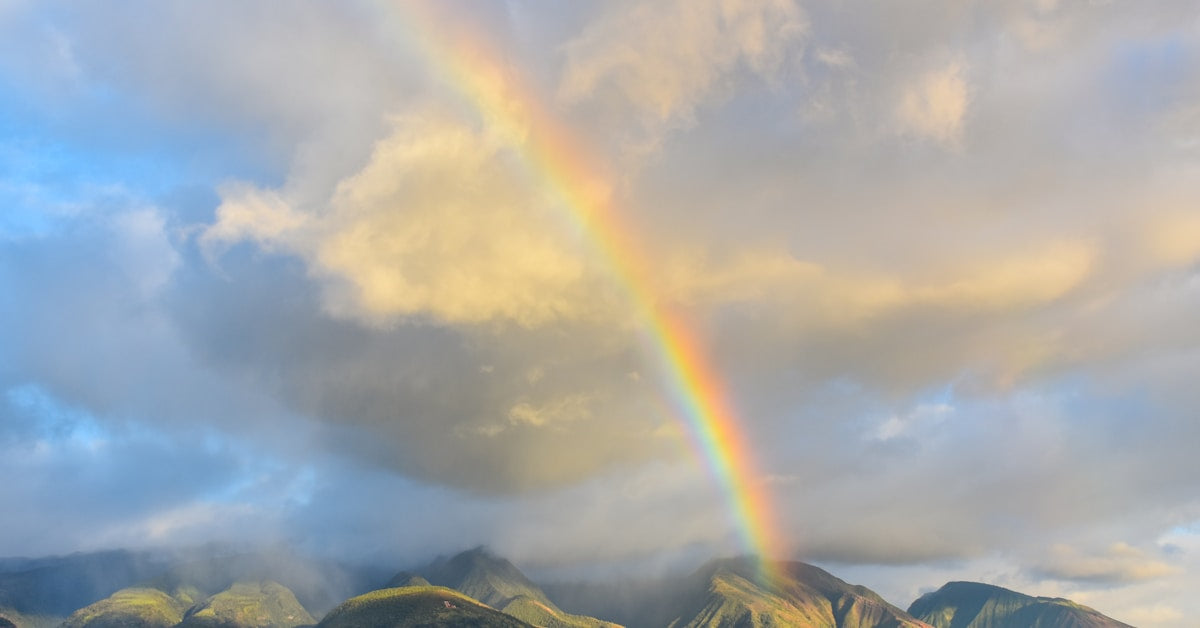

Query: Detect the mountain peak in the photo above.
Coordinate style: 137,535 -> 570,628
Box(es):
406,547 -> 543,609
667,557 -> 931,628
908,580 -> 1132,628
391,549 -> 617,628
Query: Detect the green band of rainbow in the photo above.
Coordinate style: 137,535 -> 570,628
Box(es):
373,0 -> 786,581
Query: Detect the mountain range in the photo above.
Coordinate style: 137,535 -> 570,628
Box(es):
0,547 -> 1136,627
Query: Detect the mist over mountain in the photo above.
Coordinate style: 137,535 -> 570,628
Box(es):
0,546 -> 387,623
143,548 -> 389,617
0,551 -> 170,620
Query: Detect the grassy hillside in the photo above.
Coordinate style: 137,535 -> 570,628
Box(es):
499,594 -> 615,628
60,587 -> 190,628
668,558 -> 931,628
317,586 -> 534,628
907,581 -> 1133,628
177,581 -> 315,628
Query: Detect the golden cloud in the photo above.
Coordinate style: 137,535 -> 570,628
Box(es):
205,112 -> 610,328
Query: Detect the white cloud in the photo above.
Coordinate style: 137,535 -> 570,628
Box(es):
506,394 -> 593,429
897,60 -> 970,147
871,402 -> 953,441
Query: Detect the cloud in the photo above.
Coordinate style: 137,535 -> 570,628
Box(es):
871,402 -> 953,442
897,60 -> 970,147
0,383 -> 280,556
558,0 -> 806,130
1143,209 -> 1200,266
165,242 -> 677,493
505,394 -> 593,430
204,111 -> 606,328
202,186 -> 305,250
1031,543 -> 1181,584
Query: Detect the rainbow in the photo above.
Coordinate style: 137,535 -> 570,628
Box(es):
373,0 -> 786,582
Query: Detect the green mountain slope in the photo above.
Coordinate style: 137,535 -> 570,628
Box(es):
403,549 -> 618,628
60,587 -> 191,628
177,581 -> 315,628
907,581 -> 1132,628
317,586 -> 534,628
668,558 -> 931,628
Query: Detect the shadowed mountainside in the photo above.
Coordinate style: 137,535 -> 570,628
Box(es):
0,550 -> 168,619
0,606 -> 60,628
907,581 -> 1133,628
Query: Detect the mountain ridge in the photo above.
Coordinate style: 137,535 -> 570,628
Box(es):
317,585 -> 534,628
907,580 -> 1133,628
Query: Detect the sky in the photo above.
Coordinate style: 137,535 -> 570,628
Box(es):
2,0 -> 1199,624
